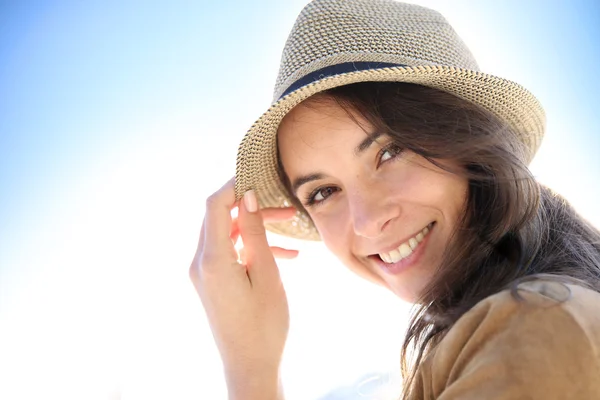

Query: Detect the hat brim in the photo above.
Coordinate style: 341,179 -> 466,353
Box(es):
235,65 -> 545,241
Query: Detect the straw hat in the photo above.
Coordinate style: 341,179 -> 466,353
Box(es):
235,0 -> 545,241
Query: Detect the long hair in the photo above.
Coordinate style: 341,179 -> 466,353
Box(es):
276,81 -> 600,399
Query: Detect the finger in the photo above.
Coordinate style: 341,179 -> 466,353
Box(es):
261,207 -> 297,223
238,190 -> 279,281
231,207 -> 295,245
239,246 -> 298,262
271,247 -> 299,260
197,219 -> 206,257
189,219 -> 207,283
203,178 -> 238,262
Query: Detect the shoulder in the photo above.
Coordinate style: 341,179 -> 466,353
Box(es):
445,278 -> 600,350
415,278 -> 600,400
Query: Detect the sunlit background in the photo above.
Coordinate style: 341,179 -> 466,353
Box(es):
1,1 -> 598,399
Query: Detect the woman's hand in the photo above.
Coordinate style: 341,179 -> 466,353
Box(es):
189,178 -> 297,399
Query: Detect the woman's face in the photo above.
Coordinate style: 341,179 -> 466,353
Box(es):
277,96 -> 469,302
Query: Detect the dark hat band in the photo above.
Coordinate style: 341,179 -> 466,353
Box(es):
279,61 -> 405,100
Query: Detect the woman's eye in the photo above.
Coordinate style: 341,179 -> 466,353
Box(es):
378,144 -> 403,166
306,186 -> 339,206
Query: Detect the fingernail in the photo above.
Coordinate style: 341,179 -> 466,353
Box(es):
243,190 -> 258,213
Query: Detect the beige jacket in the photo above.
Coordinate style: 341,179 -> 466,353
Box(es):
410,279 -> 600,399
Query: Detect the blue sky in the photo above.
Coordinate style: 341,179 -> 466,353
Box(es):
1,1 -> 598,399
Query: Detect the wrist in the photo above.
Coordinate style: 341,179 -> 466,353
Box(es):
226,367 -> 284,400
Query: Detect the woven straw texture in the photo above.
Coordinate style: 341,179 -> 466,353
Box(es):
235,0 -> 546,241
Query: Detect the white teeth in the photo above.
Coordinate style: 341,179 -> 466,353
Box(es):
378,224 -> 433,264
399,243 -> 412,258
388,249 -> 401,263
380,252 -> 391,263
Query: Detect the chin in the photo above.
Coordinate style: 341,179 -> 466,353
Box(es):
385,274 -> 431,303
340,255 -> 430,303
386,285 -> 418,303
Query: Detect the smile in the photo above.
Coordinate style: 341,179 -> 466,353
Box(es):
378,223 -> 434,264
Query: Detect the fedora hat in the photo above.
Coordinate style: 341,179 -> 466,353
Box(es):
234,0 -> 545,241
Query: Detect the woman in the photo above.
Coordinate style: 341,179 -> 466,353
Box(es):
190,0 -> 600,398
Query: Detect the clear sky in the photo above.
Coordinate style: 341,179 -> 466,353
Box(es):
1,1 -> 599,399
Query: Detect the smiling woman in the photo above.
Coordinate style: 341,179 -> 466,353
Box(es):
277,88 -> 469,302
189,0 -> 600,399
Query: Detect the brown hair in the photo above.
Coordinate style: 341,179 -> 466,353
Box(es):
276,82 -> 600,398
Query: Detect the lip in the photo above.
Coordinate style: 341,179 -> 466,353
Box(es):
368,222 -> 435,275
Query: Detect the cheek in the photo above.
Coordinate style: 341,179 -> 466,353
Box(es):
315,211 -> 388,288
314,217 -> 342,250
393,164 -> 467,215
312,211 -> 352,259
433,175 -> 468,221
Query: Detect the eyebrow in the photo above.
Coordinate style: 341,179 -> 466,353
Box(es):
291,173 -> 326,194
355,131 -> 385,156
290,131 -> 385,195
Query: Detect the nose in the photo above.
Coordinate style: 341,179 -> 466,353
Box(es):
347,185 -> 400,238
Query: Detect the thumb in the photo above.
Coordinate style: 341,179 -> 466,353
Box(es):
238,190 -> 278,274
